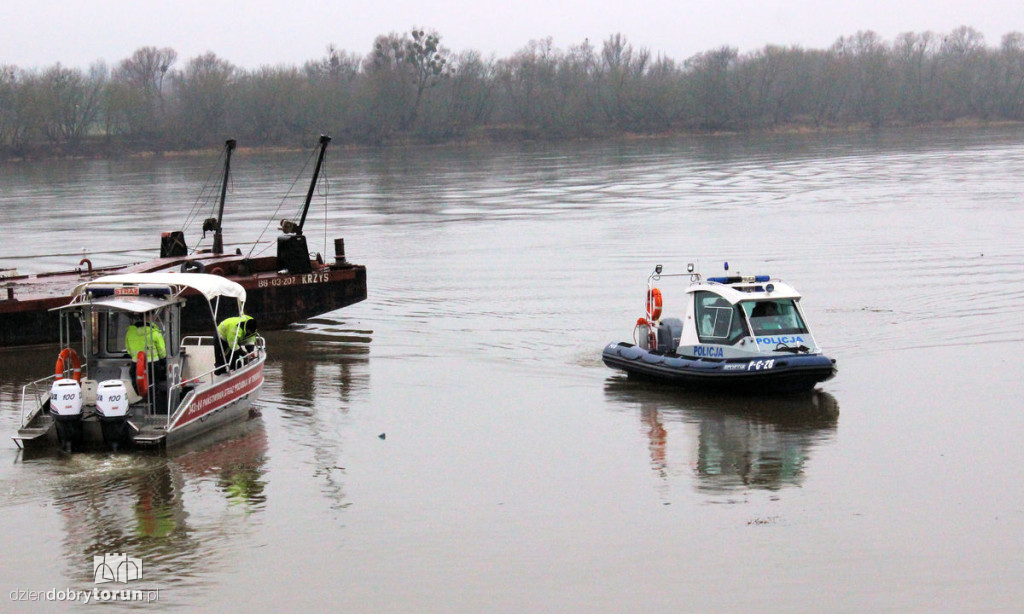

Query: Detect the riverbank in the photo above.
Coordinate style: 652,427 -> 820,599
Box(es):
4,118 -> 1023,162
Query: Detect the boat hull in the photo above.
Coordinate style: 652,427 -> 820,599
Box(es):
16,360 -> 265,452
161,360 -> 264,447
602,342 -> 837,393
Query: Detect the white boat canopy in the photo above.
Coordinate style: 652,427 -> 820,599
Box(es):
71,273 -> 247,304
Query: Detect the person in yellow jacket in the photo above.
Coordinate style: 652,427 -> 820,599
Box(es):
216,315 -> 257,373
125,320 -> 166,361
125,320 -> 167,400
217,315 -> 258,351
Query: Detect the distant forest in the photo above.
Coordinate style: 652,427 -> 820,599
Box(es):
2,25 -> 1023,158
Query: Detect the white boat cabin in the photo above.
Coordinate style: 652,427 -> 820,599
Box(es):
647,273 -> 824,360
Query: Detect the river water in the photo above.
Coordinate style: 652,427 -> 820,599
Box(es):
2,126 -> 1024,612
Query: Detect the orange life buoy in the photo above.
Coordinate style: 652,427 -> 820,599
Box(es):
647,287 -> 663,321
55,348 -> 82,382
136,351 -> 149,397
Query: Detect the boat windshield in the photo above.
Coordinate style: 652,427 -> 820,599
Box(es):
742,299 -> 808,336
694,291 -> 749,345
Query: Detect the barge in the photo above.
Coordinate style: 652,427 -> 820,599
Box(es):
0,136 -> 366,347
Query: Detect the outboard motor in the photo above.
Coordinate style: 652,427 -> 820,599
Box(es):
657,318 -> 684,354
50,379 -> 83,452
96,380 -> 130,451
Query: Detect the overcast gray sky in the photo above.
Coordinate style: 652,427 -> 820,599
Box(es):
5,0 -> 1024,70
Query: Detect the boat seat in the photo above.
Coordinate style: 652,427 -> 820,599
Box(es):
180,344 -> 217,385
87,363 -> 145,404
121,380 -> 143,404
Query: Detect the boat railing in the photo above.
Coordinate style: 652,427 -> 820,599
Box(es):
165,335 -> 265,427
166,335 -> 217,428
230,336 -> 265,369
19,372 -> 60,428
165,386 -> 196,429
225,337 -> 266,377
177,335 -> 219,387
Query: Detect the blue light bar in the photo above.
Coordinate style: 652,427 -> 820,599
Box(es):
708,275 -> 771,284
86,285 -> 172,298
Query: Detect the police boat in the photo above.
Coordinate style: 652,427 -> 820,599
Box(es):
13,273 -> 266,452
602,263 -> 837,393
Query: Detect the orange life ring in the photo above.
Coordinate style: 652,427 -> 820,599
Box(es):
136,351 -> 149,397
647,287 -> 663,321
55,348 -> 82,382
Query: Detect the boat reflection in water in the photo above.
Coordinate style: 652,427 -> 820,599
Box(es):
21,416 -> 268,585
604,375 -> 838,494
261,326 -> 370,512
263,325 -> 371,407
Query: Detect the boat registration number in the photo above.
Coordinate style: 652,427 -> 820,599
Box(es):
746,359 -> 775,371
258,272 -> 330,288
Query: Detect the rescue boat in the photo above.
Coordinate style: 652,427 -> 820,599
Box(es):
13,273 -> 265,452
602,263 -> 837,392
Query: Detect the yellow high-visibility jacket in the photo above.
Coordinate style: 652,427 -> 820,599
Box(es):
125,324 -> 166,361
218,315 -> 256,350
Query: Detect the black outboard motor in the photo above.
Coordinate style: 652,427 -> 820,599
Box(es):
50,379 -> 83,452
96,380 -> 131,451
657,318 -> 684,354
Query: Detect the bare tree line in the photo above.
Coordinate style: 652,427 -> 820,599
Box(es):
1,26 -> 1022,157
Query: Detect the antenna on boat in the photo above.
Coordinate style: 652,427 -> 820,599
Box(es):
211,139 -> 236,254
